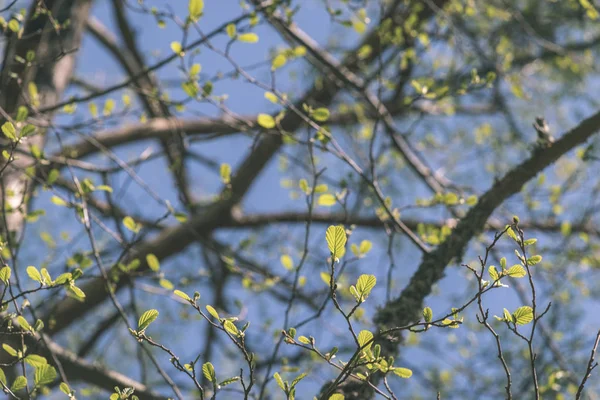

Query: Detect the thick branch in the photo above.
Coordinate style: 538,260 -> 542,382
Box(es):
375,108 -> 600,343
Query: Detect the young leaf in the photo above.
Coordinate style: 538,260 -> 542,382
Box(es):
523,238 -> 537,246
206,305 -> 220,320
265,92 -> 278,104
220,163 -> 232,184
226,23 -> 236,38
238,33 -> 259,43
0,265 -> 11,284
34,364 -> 57,386
202,362 -> 216,383
24,354 -> 47,368
146,254 -> 160,272
393,367 -> 413,378
513,306 -> 534,325
16,316 -> 32,332
423,307 -> 433,323
329,395 -> 344,400
2,344 -> 17,357
359,240 -> 372,255
11,376 -> 27,392
280,255 -> 293,270
257,113 -> 275,129
123,216 -> 140,233
273,372 -> 285,391
188,0 -> 204,20
291,372 -> 307,388
224,320 -> 239,336
218,376 -> 240,387
138,309 -> 159,331
298,336 -> 311,344
506,265 -> 526,278
27,266 -> 42,283
356,274 -> 376,300
318,194 -> 336,206
488,265 -> 499,282
272,54 -> 287,70
325,225 -> 347,259
506,227 -> 519,242
312,108 -> 330,122
174,290 -> 191,302
357,330 -> 373,351
526,255 -> 542,265
59,382 -> 71,395
1,122 -> 17,141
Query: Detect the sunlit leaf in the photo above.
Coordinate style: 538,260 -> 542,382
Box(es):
138,309 -> 159,331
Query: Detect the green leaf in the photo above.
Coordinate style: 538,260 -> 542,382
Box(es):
527,255 -> 542,265
238,33 -> 259,43
224,320 -> 239,336
312,108 -> 330,122
24,354 -> 48,368
59,382 -> 71,395
523,238 -> 537,246
273,372 -> 285,391
257,113 -> 275,129
320,271 -> 331,286
291,372 -> 307,388
47,169 -> 60,185
2,122 -> 17,141
272,54 -> 287,70
146,254 -> 160,271
0,265 -> 11,284
220,163 -> 231,184
11,376 -> 27,392
20,124 -> 36,137
357,330 -> 373,351
16,316 -> 32,331
226,23 -> 236,38
0,368 -> 6,386
298,336 -> 311,344
329,394 -> 345,400
54,273 -> 72,285
423,307 -> 433,323
318,194 -> 336,206
325,225 -> 346,259
138,309 -> 159,331
202,362 -> 216,383
393,367 -> 413,378
34,364 -> 57,386
103,99 -> 115,116
206,305 -> 220,320
40,268 -> 52,285
280,254 -> 293,270
506,265 -> 526,278
51,196 -> 68,207
171,41 -> 183,55
218,376 -> 240,387
359,240 -> 372,255
356,274 -> 376,300
265,92 -> 278,104
488,265 -> 499,282
188,0 -> 204,20
500,257 -> 507,270
506,227 -> 519,242
2,344 -> 17,357
27,266 -> 42,283
174,290 -> 191,302
123,216 -> 140,233
67,284 -> 85,301
513,306 -> 534,325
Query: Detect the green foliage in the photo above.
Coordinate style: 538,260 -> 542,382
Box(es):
325,225 -> 347,260
138,309 -> 159,332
